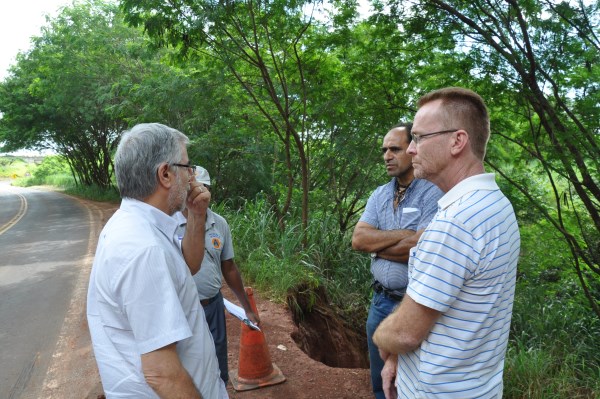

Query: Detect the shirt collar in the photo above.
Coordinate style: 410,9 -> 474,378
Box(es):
385,177 -> 418,197
172,208 -> 215,230
121,197 -> 179,239
438,173 -> 499,210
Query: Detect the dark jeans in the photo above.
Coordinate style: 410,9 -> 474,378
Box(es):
202,291 -> 228,384
366,290 -> 401,399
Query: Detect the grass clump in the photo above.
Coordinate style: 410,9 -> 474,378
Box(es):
214,198 -> 371,328
503,221 -> 600,399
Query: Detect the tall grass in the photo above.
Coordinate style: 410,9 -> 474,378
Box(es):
503,221 -> 600,399
507,287 -> 600,398
214,199 -> 372,327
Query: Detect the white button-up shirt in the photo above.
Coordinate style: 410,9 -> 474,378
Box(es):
87,198 -> 226,398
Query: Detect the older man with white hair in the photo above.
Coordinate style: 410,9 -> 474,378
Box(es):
87,123 -> 228,398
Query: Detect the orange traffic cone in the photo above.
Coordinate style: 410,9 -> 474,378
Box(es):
230,287 -> 286,391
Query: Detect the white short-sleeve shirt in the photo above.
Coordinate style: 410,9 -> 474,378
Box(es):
87,198 -> 227,398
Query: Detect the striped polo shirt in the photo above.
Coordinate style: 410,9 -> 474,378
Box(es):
398,173 -> 520,399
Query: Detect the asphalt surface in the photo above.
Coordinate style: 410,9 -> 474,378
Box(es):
0,181 -> 94,399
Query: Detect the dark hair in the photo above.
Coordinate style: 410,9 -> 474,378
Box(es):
391,122 -> 413,143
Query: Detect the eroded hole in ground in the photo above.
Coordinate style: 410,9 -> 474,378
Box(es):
286,284 -> 369,369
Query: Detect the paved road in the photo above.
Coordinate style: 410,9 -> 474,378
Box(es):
0,181 -> 94,399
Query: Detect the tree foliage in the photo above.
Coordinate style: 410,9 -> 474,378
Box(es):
121,0 -> 330,234
0,1 -> 152,187
382,0 -> 600,316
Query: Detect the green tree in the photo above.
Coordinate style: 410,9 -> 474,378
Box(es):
120,0 -> 342,235
383,0 -> 600,316
0,1 -> 150,188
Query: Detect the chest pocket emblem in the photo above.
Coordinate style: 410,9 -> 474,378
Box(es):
211,237 -> 222,250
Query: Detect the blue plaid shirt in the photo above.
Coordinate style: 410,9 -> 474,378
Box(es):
359,178 -> 443,294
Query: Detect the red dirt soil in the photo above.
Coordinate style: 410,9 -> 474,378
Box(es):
41,198 -> 373,399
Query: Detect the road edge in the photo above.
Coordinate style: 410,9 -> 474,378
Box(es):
39,194 -> 113,398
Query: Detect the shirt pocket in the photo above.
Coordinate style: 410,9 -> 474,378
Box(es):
401,207 -> 421,230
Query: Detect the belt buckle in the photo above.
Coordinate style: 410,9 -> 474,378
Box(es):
388,292 -> 403,302
372,281 -> 383,293
200,294 -> 217,307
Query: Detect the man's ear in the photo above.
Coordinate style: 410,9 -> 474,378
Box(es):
156,162 -> 174,189
450,130 -> 469,155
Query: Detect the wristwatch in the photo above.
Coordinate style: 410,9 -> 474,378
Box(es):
370,252 -> 377,259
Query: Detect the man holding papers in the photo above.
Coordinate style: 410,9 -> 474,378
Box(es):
175,166 -> 260,386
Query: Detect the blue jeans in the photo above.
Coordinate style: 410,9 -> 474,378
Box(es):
366,290 -> 401,399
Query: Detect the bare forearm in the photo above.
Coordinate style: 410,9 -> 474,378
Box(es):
147,371 -> 202,399
373,295 -> 439,355
181,213 -> 205,275
373,311 -> 421,354
224,269 -> 250,310
352,223 -> 415,253
377,230 -> 422,263
222,260 -> 260,325
142,345 -> 202,399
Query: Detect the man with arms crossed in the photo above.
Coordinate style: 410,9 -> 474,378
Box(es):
352,123 -> 442,399
374,88 -> 520,399
87,123 -> 227,398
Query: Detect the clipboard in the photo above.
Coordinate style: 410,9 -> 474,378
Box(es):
223,298 -> 261,331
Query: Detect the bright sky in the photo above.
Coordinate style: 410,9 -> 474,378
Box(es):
0,0 -> 73,81
0,0 -> 72,155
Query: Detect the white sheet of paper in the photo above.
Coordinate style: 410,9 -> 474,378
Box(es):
223,298 -> 261,331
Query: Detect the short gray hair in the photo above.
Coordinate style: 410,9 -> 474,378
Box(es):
115,123 -> 189,199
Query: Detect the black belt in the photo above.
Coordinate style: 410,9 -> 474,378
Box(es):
200,293 -> 219,307
372,281 -> 405,302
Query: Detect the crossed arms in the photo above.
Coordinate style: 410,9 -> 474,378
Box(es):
351,221 -> 423,263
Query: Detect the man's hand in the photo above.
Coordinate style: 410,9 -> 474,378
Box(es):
381,354 -> 398,399
181,179 -> 210,275
245,310 -> 261,326
186,180 -> 211,218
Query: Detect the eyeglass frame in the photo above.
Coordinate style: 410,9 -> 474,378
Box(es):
171,162 -> 198,172
410,129 -> 458,145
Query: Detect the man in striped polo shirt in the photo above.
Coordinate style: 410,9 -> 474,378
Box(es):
373,87 -> 520,399
352,122 -> 443,399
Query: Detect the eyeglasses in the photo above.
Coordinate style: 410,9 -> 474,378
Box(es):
171,162 -> 198,172
410,129 -> 458,145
